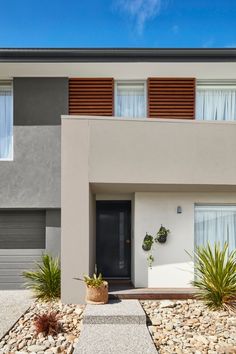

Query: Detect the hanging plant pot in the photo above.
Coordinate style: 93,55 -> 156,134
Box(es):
142,233 -> 154,251
157,234 -> 167,243
155,225 -> 170,244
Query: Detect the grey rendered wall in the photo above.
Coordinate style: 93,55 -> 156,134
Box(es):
0,126 -> 60,208
0,77 -> 68,208
14,78 -> 68,125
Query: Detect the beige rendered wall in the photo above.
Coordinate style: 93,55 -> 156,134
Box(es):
3,62 -> 236,78
61,116 -> 236,303
61,119 -> 91,304
134,192 -> 236,288
85,118 -> 236,186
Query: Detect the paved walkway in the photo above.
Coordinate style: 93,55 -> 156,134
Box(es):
0,290 -> 32,339
74,300 -> 157,354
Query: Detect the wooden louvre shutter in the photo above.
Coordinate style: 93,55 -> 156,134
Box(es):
148,78 -> 196,119
69,78 -> 114,116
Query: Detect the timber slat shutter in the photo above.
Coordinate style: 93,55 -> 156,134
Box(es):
148,78 -> 196,119
69,78 -> 114,116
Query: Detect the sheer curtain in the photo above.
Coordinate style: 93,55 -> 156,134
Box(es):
116,83 -> 145,119
0,85 -> 13,159
195,205 -> 236,252
196,89 -> 236,121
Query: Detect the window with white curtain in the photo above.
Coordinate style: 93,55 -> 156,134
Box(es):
195,205 -> 236,252
115,81 -> 146,119
196,81 -> 236,121
0,82 -> 13,160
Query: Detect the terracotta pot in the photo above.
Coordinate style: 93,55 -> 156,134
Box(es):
85,281 -> 108,304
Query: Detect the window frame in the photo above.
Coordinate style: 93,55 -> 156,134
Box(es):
0,80 -> 13,161
196,79 -> 236,121
114,80 -> 147,118
194,203 -> 236,252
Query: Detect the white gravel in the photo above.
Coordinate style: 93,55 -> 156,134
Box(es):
0,290 -> 32,339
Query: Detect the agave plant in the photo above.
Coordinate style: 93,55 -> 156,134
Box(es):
23,253 -> 61,301
192,242 -> 236,311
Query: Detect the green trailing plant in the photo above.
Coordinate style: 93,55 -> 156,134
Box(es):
190,242 -> 236,311
75,273 -> 105,288
147,254 -> 154,268
155,225 -> 170,243
23,254 -> 61,301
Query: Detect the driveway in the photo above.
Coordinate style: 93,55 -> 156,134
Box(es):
0,290 -> 33,339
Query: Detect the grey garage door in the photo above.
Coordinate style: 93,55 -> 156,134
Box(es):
0,210 -> 46,289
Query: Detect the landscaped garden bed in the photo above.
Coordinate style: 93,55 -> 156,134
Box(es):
0,300 -> 84,354
141,299 -> 236,354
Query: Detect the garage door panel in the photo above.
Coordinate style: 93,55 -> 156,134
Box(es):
0,254 -> 43,263
0,262 -> 37,269
0,275 -> 25,283
0,268 -> 26,277
0,236 -> 45,249
0,210 -> 46,289
0,283 -> 25,290
0,210 -> 45,249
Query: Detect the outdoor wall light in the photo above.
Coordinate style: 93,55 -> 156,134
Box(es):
177,206 -> 182,214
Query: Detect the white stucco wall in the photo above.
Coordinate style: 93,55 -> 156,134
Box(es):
134,192 -> 236,288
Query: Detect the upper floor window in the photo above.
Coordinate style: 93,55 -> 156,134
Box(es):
115,81 -> 146,119
0,81 -> 13,160
196,81 -> 236,121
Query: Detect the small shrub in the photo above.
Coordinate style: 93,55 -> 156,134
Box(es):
192,242 -> 236,311
23,253 -> 61,301
34,312 -> 61,335
75,273 -> 105,287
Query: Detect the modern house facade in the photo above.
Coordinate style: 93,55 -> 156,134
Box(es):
0,49 -> 236,303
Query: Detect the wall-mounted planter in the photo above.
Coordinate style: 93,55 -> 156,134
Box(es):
142,233 -> 154,251
156,234 -> 167,243
155,225 -> 170,244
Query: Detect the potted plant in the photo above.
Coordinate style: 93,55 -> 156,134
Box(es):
142,233 -> 154,251
74,273 -> 108,305
155,225 -> 170,244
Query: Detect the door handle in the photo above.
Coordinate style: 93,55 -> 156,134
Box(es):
126,239 -> 131,244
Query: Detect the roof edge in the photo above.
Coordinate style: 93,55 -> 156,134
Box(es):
0,48 -> 236,63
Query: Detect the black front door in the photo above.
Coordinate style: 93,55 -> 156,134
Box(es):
96,201 -> 131,278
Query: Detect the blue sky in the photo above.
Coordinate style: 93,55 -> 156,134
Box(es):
0,0 -> 236,48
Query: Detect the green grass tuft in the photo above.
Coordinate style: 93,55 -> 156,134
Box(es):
23,253 -> 61,301
192,242 -> 236,311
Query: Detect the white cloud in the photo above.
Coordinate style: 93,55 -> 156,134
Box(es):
114,0 -> 162,34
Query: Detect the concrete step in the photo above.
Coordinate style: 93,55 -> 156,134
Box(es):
83,299 -> 146,325
74,300 -> 158,353
74,323 -> 157,354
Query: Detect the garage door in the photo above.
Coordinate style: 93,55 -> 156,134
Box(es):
0,210 -> 46,289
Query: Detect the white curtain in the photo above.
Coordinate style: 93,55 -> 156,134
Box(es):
195,205 -> 236,252
0,86 -> 13,159
196,89 -> 236,121
116,83 -> 145,118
